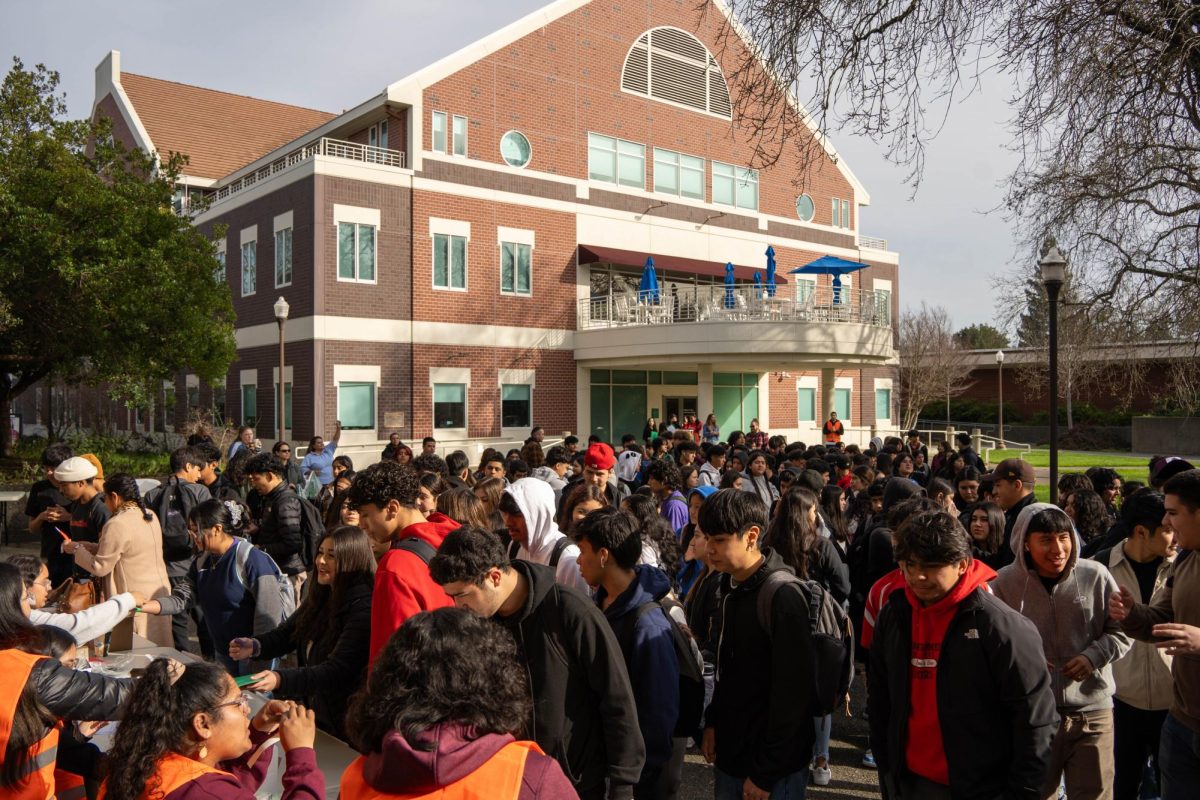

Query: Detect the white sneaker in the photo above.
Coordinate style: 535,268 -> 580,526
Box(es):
812,761 -> 832,786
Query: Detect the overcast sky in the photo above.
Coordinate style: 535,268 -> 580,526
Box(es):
2,0 -> 1021,331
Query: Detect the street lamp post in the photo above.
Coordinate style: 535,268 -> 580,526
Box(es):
995,349 -> 1005,449
1039,247 -> 1067,504
273,296 -> 289,445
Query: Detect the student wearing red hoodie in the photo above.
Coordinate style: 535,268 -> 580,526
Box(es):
868,509 -> 1058,800
346,461 -> 458,665
340,607 -> 577,800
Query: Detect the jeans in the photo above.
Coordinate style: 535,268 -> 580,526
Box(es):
1113,699 -> 1165,800
714,767 -> 808,799
1160,713 -> 1200,800
813,715 -> 831,762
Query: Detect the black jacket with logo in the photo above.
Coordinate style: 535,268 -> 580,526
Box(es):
868,588 -> 1059,799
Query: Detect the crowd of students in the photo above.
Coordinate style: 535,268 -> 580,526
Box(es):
2,421 -> 1200,800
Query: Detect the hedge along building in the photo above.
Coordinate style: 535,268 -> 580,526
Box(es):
80,0 -> 901,454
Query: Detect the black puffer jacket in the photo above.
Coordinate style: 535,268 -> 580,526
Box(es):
255,483 -> 304,575
20,652 -> 131,731
255,580 -> 373,739
868,588 -> 1059,799
498,560 -> 645,799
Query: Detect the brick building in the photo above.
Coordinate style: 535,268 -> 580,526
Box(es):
16,0 -> 903,456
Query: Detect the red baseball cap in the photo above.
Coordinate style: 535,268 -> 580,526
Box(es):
584,442 -> 616,470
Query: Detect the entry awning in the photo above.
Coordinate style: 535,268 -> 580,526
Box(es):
578,245 -> 788,284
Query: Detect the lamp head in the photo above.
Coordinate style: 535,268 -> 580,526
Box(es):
273,296 -> 290,322
995,349 -> 1005,365
1039,246 -> 1067,287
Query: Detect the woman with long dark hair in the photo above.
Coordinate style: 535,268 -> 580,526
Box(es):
557,481 -> 610,534
620,493 -> 681,577
64,473 -> 173,646
743,450 -> 780,508
227,526 -> 375,739
820,484 -> 850,559
101,659 -> 321,800
339,607 -> 573,799
953,466 -> 982,513
435,486 -> 492,530
0,562 -> 130,798
140,500 -> 292,676
965,501 -> 1008,571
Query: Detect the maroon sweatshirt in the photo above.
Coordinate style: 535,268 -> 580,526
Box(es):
162,727 -> 324,800
354,723 -> 578,800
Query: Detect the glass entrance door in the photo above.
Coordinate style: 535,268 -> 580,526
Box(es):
664,396 -> 698,423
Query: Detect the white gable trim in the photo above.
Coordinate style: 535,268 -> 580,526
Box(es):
92,51 -> 155,157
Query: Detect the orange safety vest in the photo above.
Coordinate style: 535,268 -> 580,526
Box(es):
99,752 -> 232,800
822,420 -> 844,442
53,769 -> 87,800
0,649 -> 59,800
340,740 -> 542,800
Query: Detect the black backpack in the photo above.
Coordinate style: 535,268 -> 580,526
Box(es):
507,536 -> 571,567
756,570 -> 855,716
392,536 -> 437,564
619,595 -> 706,738
293,491 -> 325,571
154,477 -> 199,563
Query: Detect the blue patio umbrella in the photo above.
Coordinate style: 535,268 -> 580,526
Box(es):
765,245 -> 777,297
724,262 -> 736,308
753,271 -> 763,295
789,254 -> 869,304
637,256 -> 660,304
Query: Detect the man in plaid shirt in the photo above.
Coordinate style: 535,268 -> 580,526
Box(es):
745,418 -> 769,451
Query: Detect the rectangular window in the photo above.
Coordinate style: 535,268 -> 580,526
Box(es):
712,162 -> 758,210
274,228 -> 292,287
653,148 -> 705,200
240,241 -> 256,296
274,382 -> 293,429
433,383 -> 466,429
368,126 -> 377,148
433,233 -> 467,290
379,119 -> 388,150
241,384 -> 257,426
842,199 -> 850,229
452,115 -> 467,156
835,387 -> 852,423
797,387 -> 816,423
338,382 -> 376,430
215,251 -> 226,284
432,111 -> 447,152
337,222 -> 377,282
588,133 -> 644,188
501,384 -> 532,428
186,384 -> 199,409
500,241 -> 531,295
875,388 -> 891,421
832,198 -> 851,228
796,277 -> 816,304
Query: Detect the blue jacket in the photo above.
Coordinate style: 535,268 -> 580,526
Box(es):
595,565 -> 680,774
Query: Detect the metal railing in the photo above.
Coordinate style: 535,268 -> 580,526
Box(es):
209,138 -> 405,204
577,284 -> 892,330
858,235 -> 888,250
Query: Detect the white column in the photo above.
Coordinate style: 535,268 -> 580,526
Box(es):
821,367 -> 836,421
697,364 -> 714,424
576,364 -> 591,437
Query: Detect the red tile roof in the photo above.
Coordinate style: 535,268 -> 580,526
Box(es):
119,73 -> 336,181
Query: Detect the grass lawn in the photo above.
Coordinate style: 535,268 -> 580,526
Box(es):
987,449 -> 1149,469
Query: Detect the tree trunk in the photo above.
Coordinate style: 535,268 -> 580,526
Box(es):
0,386 -> 13,458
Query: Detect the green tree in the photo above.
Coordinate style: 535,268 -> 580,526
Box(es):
954,324 -> 1009,351
0,59 -> 236,455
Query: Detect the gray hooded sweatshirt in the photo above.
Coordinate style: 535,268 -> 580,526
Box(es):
992,502 -> 1130,712
505,477 -> 592,594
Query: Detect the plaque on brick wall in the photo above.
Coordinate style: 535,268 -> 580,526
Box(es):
384,412 -> 405,429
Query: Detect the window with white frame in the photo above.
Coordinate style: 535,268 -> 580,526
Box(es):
338,383 -> 375,430
875,387 -> 892,422
240,369 -> 257,427
712,162 -> 758,210
274,212 -> 293,288
432,111 -> 447,152
185,375 -> 199,410
273,366 -> 293,431
501,384 -> 532,428
337,223 -> 375,282
653,148 -> 704,199
433,233 -> 467,290
832,198 -> 851,229
797,383 -> 817,423
368,119 -> 388,150
795,277 -> 816,305
621,28 -> 732,118
214,238 -> 226,284
452,115 -> 467,156
588,133 -> 645,188
433,384 -> 466,429
240,226 -> 257,297
501,242 -> 531,295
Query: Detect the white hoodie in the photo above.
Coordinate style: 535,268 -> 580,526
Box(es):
505,478 -> 592,594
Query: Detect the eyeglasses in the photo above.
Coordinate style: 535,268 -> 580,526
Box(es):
276,449 -> 291,454
213,692 -> 252,715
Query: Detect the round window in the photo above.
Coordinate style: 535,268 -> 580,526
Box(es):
796,194 -> 815,222
500,130 -> 532,168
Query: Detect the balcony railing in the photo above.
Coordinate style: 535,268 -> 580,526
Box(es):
858,234 -> 888,250
577,285 -> 892,330
209,138 -> 405,205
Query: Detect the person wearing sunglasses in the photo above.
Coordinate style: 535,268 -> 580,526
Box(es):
101,658 -> 321,799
